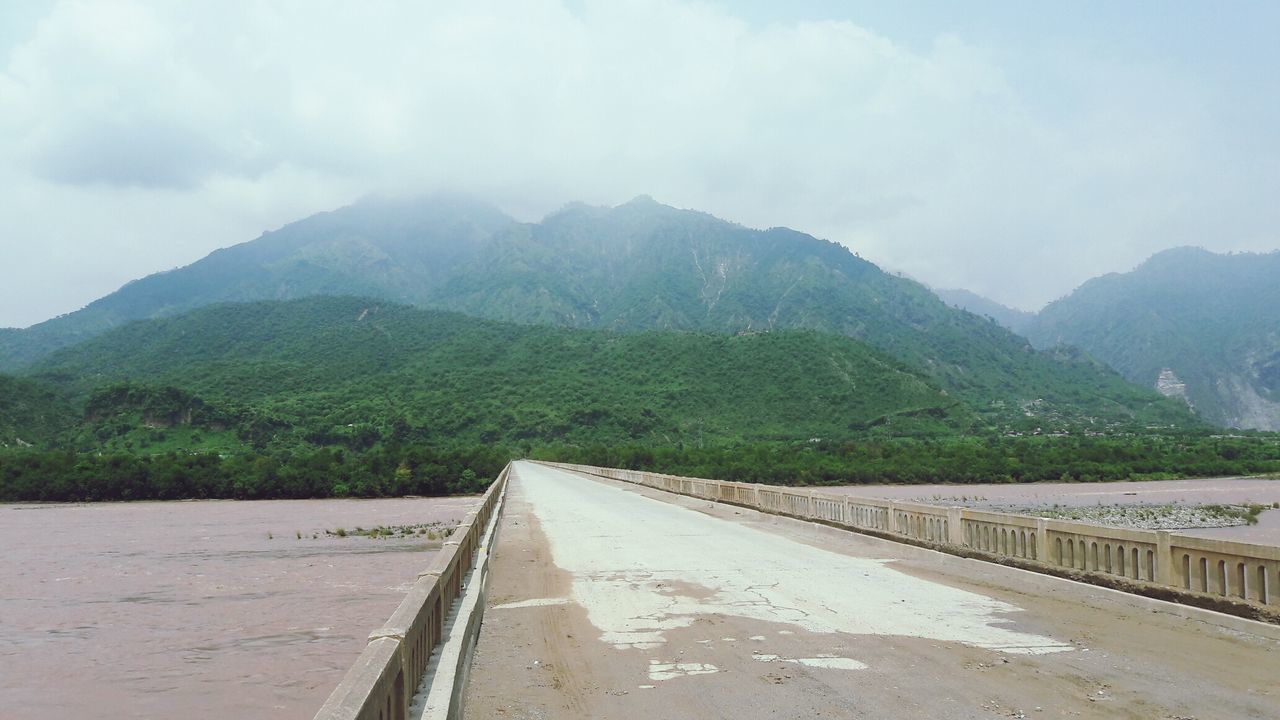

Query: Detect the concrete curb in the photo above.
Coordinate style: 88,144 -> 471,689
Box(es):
412,479 -> 507,720
313,464 -> 512,720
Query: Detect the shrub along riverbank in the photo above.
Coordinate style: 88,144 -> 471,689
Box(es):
531,433 -> 1280,486
5,433 -> 1280,503
0,445 -> 508,502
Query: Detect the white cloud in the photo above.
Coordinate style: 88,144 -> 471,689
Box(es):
0,0 -> 1276,327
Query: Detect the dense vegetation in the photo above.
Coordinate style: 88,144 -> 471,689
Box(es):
0,294 -> 1241,502
0,445 -> 507,502
535,433 -> 1280,486
1026,247 -> 1280,430
6,431 -> 1279,503
0,374 -> 76,447
5,196 -> 1265,503
23,296 -> 973,453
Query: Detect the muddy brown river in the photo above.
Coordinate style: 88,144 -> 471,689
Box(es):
0,496 -> 477,720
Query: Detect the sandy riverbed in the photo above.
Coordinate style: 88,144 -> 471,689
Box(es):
823,477 -> 1280,544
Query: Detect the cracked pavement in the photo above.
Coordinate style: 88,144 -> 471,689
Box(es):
463,462 -> 1279,719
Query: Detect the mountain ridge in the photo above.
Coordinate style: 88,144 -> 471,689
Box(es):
933,287 -> 1035,334
1025,246 -> 1280,430
0,194 -> 1193,429
0,193 -> 517,366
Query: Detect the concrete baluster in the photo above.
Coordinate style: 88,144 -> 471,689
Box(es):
947,507 -> 964,546
1035,518 -> 1048,562
1156,531 -> 1173,585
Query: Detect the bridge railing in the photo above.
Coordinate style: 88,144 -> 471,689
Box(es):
544,462 -> 1280,611
314,463 -> 510,720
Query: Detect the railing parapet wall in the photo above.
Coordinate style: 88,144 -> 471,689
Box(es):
543,462 -> 1279,613
314,463 -> 511,720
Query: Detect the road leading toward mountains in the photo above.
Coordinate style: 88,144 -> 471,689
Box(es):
463,462 -> 1278,719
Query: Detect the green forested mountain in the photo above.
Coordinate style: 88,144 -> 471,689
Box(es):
1025,247 -> 1280,430
933,287 -> 1034,334
23,296 -> 976,452
0,194 -> 515,368
5,295 -> 1271,502
425,197 -> 1189,425
0,195 -> 1195,428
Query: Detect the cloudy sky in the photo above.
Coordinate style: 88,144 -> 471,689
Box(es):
2,0 -> 1278,328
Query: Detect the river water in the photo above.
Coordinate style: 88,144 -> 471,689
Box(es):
0,496 -> 477,720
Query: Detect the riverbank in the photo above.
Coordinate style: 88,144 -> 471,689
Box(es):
826,476 -> 1280,544
952,500 -> 1269,529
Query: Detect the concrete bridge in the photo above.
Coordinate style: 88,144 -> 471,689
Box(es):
318,461 -> 1280,719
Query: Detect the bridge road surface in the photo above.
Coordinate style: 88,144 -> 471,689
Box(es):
463,462 -> 1279,719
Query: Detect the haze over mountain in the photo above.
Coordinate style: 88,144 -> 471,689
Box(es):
7,3 -> 1280,332
0,195 -> 1189,430
0,195 -> 516,367
1025,247 -> 1280,431
933,288 -> 1035,334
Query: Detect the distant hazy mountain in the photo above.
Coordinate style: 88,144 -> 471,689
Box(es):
1,195 -> 1191,429
933,288 -> 1034,334
1025,247 -> 1280,430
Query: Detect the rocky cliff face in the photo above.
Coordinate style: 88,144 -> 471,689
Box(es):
1154,368 -> 1191,407
1152,349 -> 1280,431
1214,343 -> 1280,431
